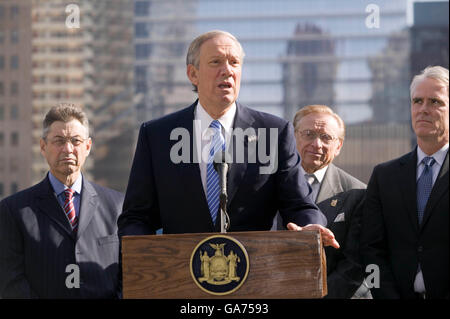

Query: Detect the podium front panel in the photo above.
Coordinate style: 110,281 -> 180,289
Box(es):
121,230 -> 326,299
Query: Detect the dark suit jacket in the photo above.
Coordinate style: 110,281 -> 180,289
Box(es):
317,164 -> 367,299
276,163 -> 367,298
0,175 -> 124,299
118,101 -> 326,237
361,148 -> 449,299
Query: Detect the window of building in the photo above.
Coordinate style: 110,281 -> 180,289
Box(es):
11,55 -> 19,69
0,183 -> 4,198
135,43 -> 152,60
10,157 -> 18,172
135,23 -> 148,38
10,82 -> 18,96
134,1 -> 150,16
0,55 -> 4,69
0,132 -> 4,146
11,132 -> 18,146
10,5 -> 19,18
11,104 -> 18,119
0,104 -> 4,120
11,30 -> 19,43
0,82 -> 4,96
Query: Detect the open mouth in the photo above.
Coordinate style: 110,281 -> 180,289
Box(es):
218,83 -> 232,89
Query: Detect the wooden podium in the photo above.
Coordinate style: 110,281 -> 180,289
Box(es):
121,230 -> 327,299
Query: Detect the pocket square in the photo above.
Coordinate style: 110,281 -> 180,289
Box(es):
333,212 -> 345,222
247,135 -> 257,143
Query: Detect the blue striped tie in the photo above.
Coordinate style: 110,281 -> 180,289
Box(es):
417,156 -> 435,224
206,120 -> 225,224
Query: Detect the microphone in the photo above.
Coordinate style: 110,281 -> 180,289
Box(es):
213,151 -> 230,232
213,151 -> 228,196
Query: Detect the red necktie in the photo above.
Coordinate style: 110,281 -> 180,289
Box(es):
63,188 -> 78,232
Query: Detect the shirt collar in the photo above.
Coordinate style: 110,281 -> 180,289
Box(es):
195,100 -> 236,139
299,164 -> 328,183
48,171 -> 83,196
417,143 -> 449,168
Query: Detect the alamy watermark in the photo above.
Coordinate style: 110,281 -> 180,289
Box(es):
65,264 -> 80,289
365,4 -> 380,29
170,122 -> 279,174
65,4 -> 80,29
365,264 -> 380,289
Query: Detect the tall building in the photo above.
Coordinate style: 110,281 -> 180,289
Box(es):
30,0 -> 135,192
84,0 -> 135,191
133,0 -> 412,183
282,23 -> 338,122
31,0 -> 90,184
410,1 -> 449,76
368,30 -> 410,123
0,1 -> 33,200
134,0 -> 197,120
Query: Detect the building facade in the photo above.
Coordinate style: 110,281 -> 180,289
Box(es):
0,1 -> 33,199
133,0 -> 413,183
30,0 -> 135,192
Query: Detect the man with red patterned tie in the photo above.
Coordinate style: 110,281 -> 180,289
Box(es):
0,103 -> 124,298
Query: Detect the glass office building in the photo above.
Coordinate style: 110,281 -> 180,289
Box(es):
134,0 -> 414,182
1,0 -> 447,197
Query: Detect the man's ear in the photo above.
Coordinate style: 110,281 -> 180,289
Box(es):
40,138 -> 46,156
85,137 -> 92,155
334,139 -> 344,157
186,64 -> 199,86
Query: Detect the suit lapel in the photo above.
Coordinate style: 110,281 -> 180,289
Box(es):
174,101 -> 213,228
76,179 -> 98,239
316,165 -> 343,225
421,150 -> 449,229
36,176 -> 74,238
227,102 -> 254,205
398,150 -> 420,234
316,164 -> 342,204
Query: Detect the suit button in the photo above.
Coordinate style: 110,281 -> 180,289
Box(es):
418,246 -> 423,252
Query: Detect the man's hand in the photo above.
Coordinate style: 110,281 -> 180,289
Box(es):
286,222 -> 340,249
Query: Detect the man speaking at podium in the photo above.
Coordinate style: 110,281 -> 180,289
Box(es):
118,30 -> 339,249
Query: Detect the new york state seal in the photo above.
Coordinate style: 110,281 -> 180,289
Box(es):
190,235 -> 249,295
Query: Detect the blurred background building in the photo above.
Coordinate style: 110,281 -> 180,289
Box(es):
0,0 -> 448,199
0,0 -> 33,198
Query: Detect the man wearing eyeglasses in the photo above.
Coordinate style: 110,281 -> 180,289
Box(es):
277,104 -> 369,298
0,103 -> 124,298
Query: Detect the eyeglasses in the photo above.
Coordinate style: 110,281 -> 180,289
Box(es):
47,136 -> 88,147
297,129 -> 338,144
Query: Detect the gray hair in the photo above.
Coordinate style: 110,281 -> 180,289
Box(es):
186,30 -> 245,92
42,103 -> 89,139
410,65 -> 449,98
293,104 -> 346,141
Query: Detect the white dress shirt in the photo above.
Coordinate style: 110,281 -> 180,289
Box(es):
193,101 -> 236,194
300,164 -> 328,202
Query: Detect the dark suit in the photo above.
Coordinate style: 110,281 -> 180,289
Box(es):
275,163 -> 368,298
316,164 -> 368,299
0,175 -> 124,299
361,148 -> 449,299
118,101 -> 326,237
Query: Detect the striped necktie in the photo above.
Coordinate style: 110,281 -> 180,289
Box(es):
64,188 -> 78,232
206,120 -> 225,224
416,156 -> 435,224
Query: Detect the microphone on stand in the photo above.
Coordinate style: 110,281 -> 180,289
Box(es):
214,151 -> 230,233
